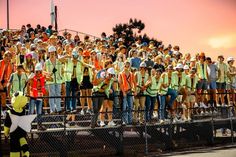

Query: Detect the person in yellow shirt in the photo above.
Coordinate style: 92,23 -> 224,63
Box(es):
133,62 -> 149,124
215,55 -> 228,106
186,68 -> 198,120
196,52 -> 208,110
226,57 -> 236,107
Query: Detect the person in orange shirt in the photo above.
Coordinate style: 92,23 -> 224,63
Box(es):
118,61 -> 137,125
27,63 -> 47,131
0,51 -> 13,112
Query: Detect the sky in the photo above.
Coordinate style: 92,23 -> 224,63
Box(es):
0,0 -> 236,61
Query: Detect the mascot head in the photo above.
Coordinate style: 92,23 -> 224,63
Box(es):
11,91 -> 28,113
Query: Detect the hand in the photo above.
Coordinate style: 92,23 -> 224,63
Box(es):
123,91 -> 127,97
3,83 -> 7,88
109,89 -> 113,94
0,83 -> 3,90
141,86 -> 146,91
162,84 -> 168,88
7,93 -> 10,99
92,67 -> 96,72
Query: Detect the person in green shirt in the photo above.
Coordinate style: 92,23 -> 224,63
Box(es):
159,65 -> 178,123
133,62 -> 149,124
145,68 -> 161,122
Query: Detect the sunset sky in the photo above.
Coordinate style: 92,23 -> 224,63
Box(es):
0,0 -> 236,61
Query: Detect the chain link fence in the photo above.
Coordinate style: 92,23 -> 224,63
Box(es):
1,96 -> 236,157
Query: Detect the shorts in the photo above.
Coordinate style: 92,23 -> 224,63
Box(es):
176,95 -> 182,103
80,75 -> 93,90
185,95 -> 196,103
197,79 -> 208,90
208,81 -> 217,90
0,80 -> 7,93
0,87 -> 7,93
216,82 -> 226,90
226,83 -> 236,90
104,93 -> 114,101
71,78 -> 79,91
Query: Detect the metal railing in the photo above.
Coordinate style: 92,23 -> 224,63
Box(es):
1,93 -> 236,157
58,29 -> 99,40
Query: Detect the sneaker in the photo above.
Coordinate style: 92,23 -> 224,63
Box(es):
200,102 -> 208,109
72,109 -> 77,113
173,117 -> 179,123
159,119 -> 165,124
207,103 -> 211,108
100,121 -> 106,127
194,103 -> 199,108
216,104 -> 221,107
50,111 -> 56,115
108,121 -> 116,126
153,112 -> 158,118
181,116 -> 187,122
65,123 -> 71,128
182,104 -> 187,109
122,122 -> 126,126
1,110 -> 6,117
139,121 -> 144,125
200,110 -> 204,115
187,116 -> 191,121
86,109 -> 92,115
222,103 -> 227,107
80,109 -> 85,115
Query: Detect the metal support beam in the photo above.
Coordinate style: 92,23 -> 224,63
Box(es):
7,0 -> 10,30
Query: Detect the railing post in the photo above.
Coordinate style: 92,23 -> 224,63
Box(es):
229,106 -> 234,144
144,110 -> 148,155
0,95 -> 2,157
211,105 -> 215,144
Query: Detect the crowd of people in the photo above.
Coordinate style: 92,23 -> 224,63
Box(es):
1,24 -> 236,129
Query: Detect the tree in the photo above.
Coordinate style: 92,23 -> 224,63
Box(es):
112,18 -> 161,47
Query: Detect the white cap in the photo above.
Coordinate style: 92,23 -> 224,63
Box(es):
72,50 -> 78,57
107,67 -> 115,75
30,44 -> 36,49
118,38 -> 123,42
190,57 -> 196,62
33,38 -> 38,44
28,73 -> 35,80
183,65 -> 189,70
48,46 -> 56,53
140,62 -> 147,68
227,57 -> 234,62
175,63 -> 184,69
35,63 -> 43,71
37,39 -> 42,43
16,42 -> 22,46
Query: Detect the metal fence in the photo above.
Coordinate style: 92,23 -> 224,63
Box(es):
1,95 -> 236,157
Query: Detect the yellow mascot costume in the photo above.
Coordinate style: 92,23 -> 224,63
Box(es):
4,92 -> 35,157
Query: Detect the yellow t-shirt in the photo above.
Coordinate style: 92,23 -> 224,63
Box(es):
217,62 -> 227,83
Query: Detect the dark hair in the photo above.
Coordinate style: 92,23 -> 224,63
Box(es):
101,32 -> 106,37
84,35 -> 90,40
17,64 -> 24,69
36,24 -> 41,29
206,57 -> 211,61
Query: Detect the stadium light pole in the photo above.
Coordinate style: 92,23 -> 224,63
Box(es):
7,0 -> 10,30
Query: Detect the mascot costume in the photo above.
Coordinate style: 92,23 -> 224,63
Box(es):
4,91 -> 36,157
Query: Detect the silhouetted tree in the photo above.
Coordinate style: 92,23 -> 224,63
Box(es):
112,18 -> 161,47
